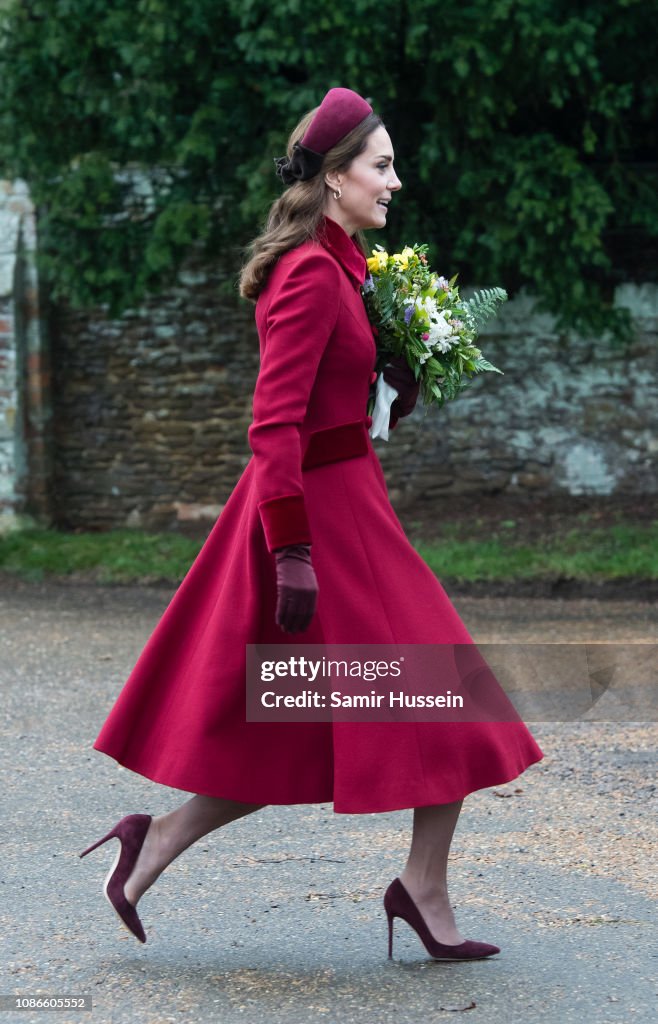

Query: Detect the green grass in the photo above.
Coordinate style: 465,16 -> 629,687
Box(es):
0,528 -> 203,584
413,523 -> 658,582
0,522 -> 656,585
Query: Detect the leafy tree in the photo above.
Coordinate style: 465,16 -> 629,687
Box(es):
0,0 -> 656,342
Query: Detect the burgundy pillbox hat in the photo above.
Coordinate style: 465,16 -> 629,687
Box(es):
275,87 -> 374,186
301,88 -> 373,154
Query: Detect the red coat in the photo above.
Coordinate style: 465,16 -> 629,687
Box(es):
93,215 -> 543,812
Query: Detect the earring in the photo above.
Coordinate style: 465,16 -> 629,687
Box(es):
333,188 -> 342,200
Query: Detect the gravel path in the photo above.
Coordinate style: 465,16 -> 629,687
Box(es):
0,579 -> 655,1024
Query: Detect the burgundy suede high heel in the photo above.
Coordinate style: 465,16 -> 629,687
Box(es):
384,878 -> 500,961
79,813 -> 152,943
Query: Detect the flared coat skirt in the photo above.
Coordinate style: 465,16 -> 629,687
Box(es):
94,438 -> 544,813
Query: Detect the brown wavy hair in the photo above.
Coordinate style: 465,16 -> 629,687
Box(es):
239,109 -> 384,302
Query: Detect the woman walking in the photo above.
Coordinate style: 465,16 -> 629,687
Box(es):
81,87 -> 543,960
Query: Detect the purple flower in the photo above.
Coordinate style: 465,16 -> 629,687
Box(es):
363,274 -> 375,294
404,302 -> 414,324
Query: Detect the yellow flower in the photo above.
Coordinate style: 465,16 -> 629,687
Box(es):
391,246 -> 416,270
367,250 -> 389,274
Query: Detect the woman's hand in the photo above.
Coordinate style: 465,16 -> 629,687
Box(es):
383,355 -> 420,418
274,544 -> 319,633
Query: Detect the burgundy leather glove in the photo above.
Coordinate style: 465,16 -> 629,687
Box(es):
383,354 -> 420,418
274,544 -> 319,633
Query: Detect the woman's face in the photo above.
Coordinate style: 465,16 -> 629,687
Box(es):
324,125 -> 402,235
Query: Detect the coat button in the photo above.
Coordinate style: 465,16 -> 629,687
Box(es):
370,372 -> 377,384
365,415 -> 373,429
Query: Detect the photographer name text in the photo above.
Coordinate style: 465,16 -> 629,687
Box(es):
260,689 -> 464,709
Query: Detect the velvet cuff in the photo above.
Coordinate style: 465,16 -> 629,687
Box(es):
258,494 -> 313,553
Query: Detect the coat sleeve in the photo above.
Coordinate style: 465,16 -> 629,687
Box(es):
248,251 -> 342,552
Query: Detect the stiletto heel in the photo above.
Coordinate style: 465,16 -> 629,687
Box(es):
80,813 -> 153,943
79,828 -> 120,858
383,878 -> 500,962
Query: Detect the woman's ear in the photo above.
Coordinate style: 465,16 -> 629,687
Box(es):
324,172 -> 342,193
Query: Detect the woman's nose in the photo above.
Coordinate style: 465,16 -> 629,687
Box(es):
388,171 -> 402,191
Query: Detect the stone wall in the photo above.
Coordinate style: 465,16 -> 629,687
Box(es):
0,180 -> 51,529
379,285 -> 658,509
51,271 -> 657,532
51,261 -> 258,531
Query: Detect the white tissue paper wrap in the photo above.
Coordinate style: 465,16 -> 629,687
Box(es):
369,374 -> 399,441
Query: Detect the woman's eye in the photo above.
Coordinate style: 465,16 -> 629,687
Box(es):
377,163 -> 389,170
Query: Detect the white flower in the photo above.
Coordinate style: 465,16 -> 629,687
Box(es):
414,295 -> 458,353
429,316 -> 452,340
415,295 -> 439,321
432,335 -> 456,354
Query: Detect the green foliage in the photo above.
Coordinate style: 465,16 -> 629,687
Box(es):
362,243 -> 504,411
373,273 -> 397,326
1,521 -> 655,584
414,522 -> 658,583
0,527 -> 203,583
462,288 -> 508,331
0,0 -> 656,337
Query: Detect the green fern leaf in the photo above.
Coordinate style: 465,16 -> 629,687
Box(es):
462,287 -> 508,330
472,356 -> 504,374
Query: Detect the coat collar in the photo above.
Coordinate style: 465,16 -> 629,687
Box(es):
317,216 -> 367,288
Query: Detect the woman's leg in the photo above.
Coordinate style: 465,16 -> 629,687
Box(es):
123,796 -> 266,907
398,799 -> 465,945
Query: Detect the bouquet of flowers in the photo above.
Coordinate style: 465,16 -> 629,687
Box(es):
362,244 -> 506,439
